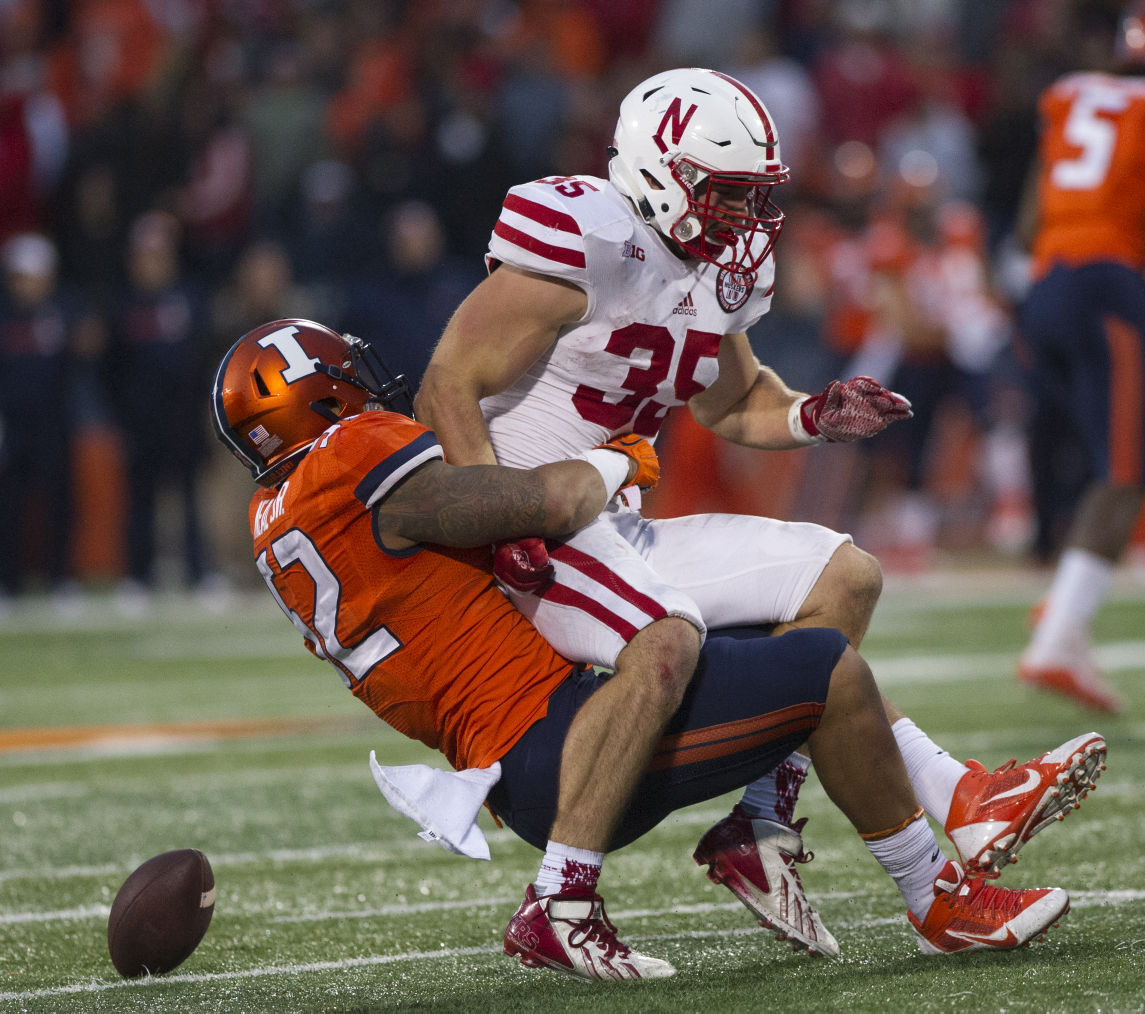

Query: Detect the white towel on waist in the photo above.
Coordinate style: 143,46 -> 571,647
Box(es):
368,752 -> 501,860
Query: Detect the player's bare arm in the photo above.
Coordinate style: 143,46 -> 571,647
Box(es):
415,265 -> 589,465
373,456 -> 632,551
691,332 -> 912,448
688,332 -> 805,448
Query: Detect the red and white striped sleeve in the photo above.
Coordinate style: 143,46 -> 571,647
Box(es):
485,181 -> 591,284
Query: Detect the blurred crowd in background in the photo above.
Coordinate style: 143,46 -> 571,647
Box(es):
0,0 -> 1133,611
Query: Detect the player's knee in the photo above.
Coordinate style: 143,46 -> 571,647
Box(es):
620,616 -> 700,705
790,543 -> 883,645
831,543 -> 883,610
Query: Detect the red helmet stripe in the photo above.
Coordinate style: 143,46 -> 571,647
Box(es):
708,70 -> 776,145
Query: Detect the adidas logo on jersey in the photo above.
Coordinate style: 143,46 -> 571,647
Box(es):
672,293 -> 697,316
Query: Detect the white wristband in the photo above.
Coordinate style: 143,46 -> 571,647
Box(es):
787,397 -> 826,446
574,448 -> 632,500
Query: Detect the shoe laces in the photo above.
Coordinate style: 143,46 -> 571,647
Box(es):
564,898 -> 628,962
965,757 -> 1019,777
787,817 -> 815,865
956,872 -> 1025,919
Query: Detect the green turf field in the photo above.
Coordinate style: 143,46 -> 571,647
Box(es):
2,569 -> 1143,1013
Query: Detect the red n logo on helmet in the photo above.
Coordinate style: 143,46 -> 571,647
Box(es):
653,98 -> 697,154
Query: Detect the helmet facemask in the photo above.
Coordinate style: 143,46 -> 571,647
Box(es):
666,159 -> 787,276
346,334 -> 414,416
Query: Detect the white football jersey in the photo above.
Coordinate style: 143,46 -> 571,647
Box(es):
481,175 -> 776,468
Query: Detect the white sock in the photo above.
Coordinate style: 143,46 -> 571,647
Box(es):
534,841 -> 603,897
1027,548 -> 1113,661
739,752 -> 810,824
892,718 -> 969,826
863,812 -> 948,921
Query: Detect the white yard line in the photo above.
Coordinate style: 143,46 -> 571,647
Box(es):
3,639 -> 1141,767
0,946 -> 498,1003
0,841 -> 414,885
2,890 -> 1141,1002
0,904 -> 111,924
4,883 -> 1139,928
864,640 -> 1145,686
0,781 -> 90,804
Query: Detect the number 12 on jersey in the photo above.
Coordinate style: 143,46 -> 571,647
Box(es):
256,530 -> 401,687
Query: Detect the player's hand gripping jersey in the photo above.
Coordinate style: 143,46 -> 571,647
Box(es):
248,410 -> 572,771
1031,71 -> 1145,278
482,176 -> 777,468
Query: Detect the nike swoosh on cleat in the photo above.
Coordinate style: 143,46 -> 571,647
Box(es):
945,924 -> 1019,947
980,768 -> 1042,803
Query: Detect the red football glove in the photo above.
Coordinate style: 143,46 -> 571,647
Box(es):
797,376 -> 913,443
492,537 -> 554,594
596,433 -> 660,490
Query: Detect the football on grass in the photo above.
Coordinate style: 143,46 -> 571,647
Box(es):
107,849 -> 215,977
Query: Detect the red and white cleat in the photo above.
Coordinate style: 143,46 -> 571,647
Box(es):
945,732 -> 1107,873
693,806 -> 839,957
503,885 -> 675,981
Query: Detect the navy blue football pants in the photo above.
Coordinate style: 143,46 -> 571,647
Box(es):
1019,260 -> 1145,486
486,625 -> 847,851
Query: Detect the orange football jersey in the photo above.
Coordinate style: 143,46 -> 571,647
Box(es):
249,410 -> 573,771
1032,72 -> 1145,277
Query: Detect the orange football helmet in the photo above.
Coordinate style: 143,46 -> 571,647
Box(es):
210,318 -> 411,487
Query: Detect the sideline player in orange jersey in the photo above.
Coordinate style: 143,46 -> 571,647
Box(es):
210,319 -> 1103,981
1014,3 -> 1145,712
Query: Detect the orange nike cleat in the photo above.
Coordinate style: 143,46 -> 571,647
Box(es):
945,732 -> 1106,873
909,860 -> 1069,954
1017,626 -> 1123,713
1018,656 -> 1124,712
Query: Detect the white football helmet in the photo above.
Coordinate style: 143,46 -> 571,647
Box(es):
609,67 -> 790,278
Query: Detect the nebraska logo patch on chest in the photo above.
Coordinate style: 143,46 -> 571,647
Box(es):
716,268 -> 754,312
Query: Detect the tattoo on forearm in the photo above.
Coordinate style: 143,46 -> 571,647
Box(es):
381,465 -> 553,547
